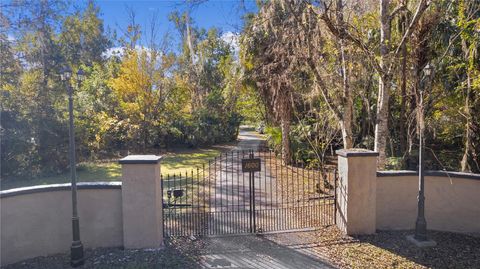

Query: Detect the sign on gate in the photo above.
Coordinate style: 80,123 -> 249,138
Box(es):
242,158 -> 261,172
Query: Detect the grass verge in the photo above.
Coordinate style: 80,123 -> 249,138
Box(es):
1,148 -> 224,191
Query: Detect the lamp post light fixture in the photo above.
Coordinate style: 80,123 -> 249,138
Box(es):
407,63 -> 436,247
76,68 -> 85,83
61,66 -> 85,266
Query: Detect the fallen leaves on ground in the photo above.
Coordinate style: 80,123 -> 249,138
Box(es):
269,227 -> 480,269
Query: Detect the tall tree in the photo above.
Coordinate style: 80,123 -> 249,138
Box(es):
335,0 -> 353,149
458,0 -> 480,172
288,0 -> 355,149
8,0 -> 68,174
242,1 -> 298,163
59,0 -> 111,66
315,0 -> 431,168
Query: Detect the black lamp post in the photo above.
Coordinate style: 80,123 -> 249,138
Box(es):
61,66 -> 85,266
413,63 -> 434,243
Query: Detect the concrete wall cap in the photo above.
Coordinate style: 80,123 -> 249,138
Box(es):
336,148 -> 379,157
377,170 -> 480,180
118,155 -> 163,164
376,170 -> 418,177
0,181 -> 122,198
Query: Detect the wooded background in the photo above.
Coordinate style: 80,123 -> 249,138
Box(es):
1,0 -> 243,178
1,0 -> 479,180
241,0 -> 479,172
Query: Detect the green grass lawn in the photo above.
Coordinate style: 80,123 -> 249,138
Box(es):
160,148 -> 222,175
1,148 -> 223,191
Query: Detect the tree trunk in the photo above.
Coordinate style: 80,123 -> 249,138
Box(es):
339,119 -> 353,148
375,77 -> 391,169
460,2 -> 480,173
399,2 -> 408,156
374,0 -> 392,169
186,12 -> 195,67
460,72 -> 479,172
337,0 -> 353,149
405,67 -> 419,169
185,11 -> 202,111
280,117 -> 291,165
415,77 -> 424,150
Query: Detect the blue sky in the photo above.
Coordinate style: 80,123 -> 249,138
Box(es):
95,0 -> 258,49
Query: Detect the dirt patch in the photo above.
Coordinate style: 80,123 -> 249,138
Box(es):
2,239 -> 203,269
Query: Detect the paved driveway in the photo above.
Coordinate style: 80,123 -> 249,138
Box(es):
234,127 -> 266,151
209,127 -> 278,234
200,127 -> 334,268
190,233 -> 334,269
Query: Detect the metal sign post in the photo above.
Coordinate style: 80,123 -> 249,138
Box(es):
242,151 -> 261,233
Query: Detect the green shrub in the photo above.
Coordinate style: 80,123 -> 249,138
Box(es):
264,126 -> 282,153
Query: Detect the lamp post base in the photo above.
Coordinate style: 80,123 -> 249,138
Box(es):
406,235 -> 436,248
70,241 -> 85,267
414,217 -> 427,241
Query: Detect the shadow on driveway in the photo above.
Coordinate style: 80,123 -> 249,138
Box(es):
172,234 -> 335,269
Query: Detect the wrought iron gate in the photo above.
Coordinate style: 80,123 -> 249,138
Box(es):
162,149 -> 337,237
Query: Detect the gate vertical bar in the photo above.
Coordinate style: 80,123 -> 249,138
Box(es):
220,155 -> 223,234
237,151 -> 240,234
161,174 -> 165,237
334,168 -> 337,225
196,167 -> 200,235
231,151 -> 234,234
242,150 -> 246,233
287,159 -> 290,229
275,151 -> 278,232
280,154 -> 283,231
169,173 -> 172,236
214,157 -> 217,235
202,164 -> 206,235
226,152 -> 230,234
248,168 -> 253,233
263,150 -> 267,232
294,160 -> 299,229
302,163 -> 306,227
268,150 -> 272,232
253,150 -> 262,231
173,173 -> 177,235
191,170 -> 194,236
208,160 -> 212,235
252,151 -> 256,233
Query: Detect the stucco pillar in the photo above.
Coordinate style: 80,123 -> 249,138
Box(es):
119,155 -> 163,249
336,149 -> 378,235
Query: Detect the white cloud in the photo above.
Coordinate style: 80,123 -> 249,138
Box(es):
221,31 -> 240,56
103,46 -> 125,58
102,45 -> 162,60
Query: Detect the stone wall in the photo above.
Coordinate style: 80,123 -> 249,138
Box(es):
336,149 -> 480,236
0,182 -> 123,266
1,154 -> 164,266
377,171 -> 480,234
2,152 -> 479,266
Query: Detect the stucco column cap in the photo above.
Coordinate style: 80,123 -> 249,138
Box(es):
336,148 -> 379,157
119,155 -> 163,164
